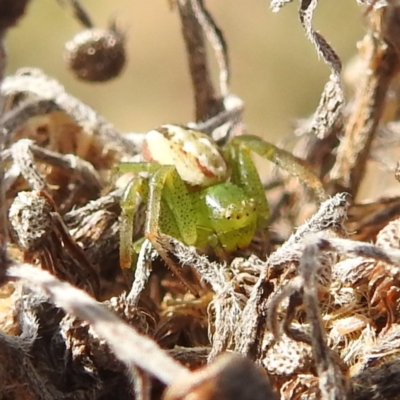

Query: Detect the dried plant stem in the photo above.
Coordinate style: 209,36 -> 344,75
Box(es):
0,31 -> 9,283
1,69 -> 138,155
177,0 -> 223,121
8,138 -> 49,191
234,194 -> 348,359
330,10 -> 400,197
8,190 -> 101,296
300,241 -> 347,400
271,0 -> 344,138
0,0 -> 35,282
7,262 -> 191,385
2,138 -> 102,193
189,0 -> 229,96
233,264 -> 271,359
57,0 -> 94,29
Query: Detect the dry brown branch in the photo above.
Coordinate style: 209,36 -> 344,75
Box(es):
329,5 -> 400,196
176,0 -> 225,121
189,0 -> 229,97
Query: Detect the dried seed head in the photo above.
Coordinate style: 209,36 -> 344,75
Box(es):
8,191 -> 54,252
262,334 -> 313,376
64,27 -> 126,82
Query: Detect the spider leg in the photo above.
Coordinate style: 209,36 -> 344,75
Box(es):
116,162 -> 161,269
230,135 -> 327,202
145,165 -> 200,295
119,176 -> 144,269
226,141 -> 270,223
145,165 -> 197,246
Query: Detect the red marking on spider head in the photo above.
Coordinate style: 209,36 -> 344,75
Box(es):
195,159 -> 216,178
142,141 -> 154,162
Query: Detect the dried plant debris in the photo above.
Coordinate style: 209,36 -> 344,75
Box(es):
270,0 -> 344,139
175,0 -> 228,121
329,4 -> 400,196
4,1 -> 400,400
1,68 -> 138,164
61,0 -> 127,82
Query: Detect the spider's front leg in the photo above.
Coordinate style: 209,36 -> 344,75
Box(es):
144,165 -> 197,245
144,165 -> 201,294
117,162 -> 199,293
117,162 -> 162,269
228,135 -> 327,203
119,174 -> 144,269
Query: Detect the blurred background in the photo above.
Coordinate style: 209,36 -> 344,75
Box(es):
6,0 -> 364,141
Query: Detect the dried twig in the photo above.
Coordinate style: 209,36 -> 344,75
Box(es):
0,0 -> 33,283
233,194 -> 349,361
7,262 -> 191,385
269,236 -> 348,399
329,5 -> 400,196
176,0 -> 224,121
189,0 -> 229,97
271,0 -> 344,138
268,193 -> 349,270
2,138 -> 102,193
57,0 -> 94,29
1,68 -> 138,156
8,262 -> 279,399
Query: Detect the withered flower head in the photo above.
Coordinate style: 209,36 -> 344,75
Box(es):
64,25 -> 126,82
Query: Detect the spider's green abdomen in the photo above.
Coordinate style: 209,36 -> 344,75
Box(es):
195,183 -> 258,251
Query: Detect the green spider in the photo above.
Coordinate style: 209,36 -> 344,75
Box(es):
116,124 -> 326,271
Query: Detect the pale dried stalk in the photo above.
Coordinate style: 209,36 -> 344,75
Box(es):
299,240 -> 348,400
2,138 -> 102,193
268,233 -> 400,398
0,0 -> 35,283
1,68 -> 138,155
330,6 -> 400,196
7,262 -> 191,385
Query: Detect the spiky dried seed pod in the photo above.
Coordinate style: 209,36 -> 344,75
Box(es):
64,27 -> 126,82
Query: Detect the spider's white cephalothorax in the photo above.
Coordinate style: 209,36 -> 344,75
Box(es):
143,125 -> 228,187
